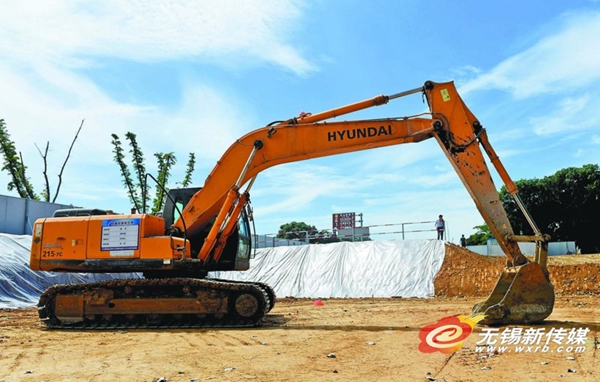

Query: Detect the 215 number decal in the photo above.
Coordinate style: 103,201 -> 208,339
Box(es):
42,250 -> 63,258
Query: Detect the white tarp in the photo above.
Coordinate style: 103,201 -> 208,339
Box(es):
0,234 -> 445,309
0,234 -> 139,309
211,240 -> 446,298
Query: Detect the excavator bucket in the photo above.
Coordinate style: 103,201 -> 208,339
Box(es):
473,262 -> 554,325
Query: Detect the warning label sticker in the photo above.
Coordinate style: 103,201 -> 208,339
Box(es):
101,218 -> 140,251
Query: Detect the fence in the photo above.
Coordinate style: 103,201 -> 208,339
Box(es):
361,220 -> 440,240
253,234 -> 308,249
467,239 -> 578,256
260,219 -> 443,245
0,195 -> 73,235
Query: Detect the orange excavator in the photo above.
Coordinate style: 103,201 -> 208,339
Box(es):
30,81 -> 554,328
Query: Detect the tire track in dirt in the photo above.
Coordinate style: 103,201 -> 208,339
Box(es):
6,351 -> 24,374
431,352 -> 456,380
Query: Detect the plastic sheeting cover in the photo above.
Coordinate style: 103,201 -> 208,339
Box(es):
1,234 -> 445,309
0,234 -> 140,309
211,239 -> 446,298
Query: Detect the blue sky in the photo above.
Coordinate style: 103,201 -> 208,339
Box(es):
1,1 -> 599,243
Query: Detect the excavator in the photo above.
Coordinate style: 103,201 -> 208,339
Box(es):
29,80 -> 554,328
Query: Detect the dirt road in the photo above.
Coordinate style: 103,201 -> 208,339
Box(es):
1,295 -> 598,382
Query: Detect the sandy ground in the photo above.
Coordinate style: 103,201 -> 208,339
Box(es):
1,247 -> 599,382
435,245 -> 600,297
0,295 -> 598,382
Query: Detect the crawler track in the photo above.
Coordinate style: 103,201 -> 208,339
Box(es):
38,278 -> 275,329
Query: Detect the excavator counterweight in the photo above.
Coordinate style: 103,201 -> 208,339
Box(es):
30,80 -> 555,328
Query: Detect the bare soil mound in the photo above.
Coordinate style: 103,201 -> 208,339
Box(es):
435,244 -> 600,297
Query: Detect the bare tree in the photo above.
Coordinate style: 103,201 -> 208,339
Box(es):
0,118 -> 83,202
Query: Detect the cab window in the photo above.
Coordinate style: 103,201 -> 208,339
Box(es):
236,211 -> 251,259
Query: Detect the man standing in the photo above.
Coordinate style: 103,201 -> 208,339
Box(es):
460,234 -> 467,247
435,215 -> 445,240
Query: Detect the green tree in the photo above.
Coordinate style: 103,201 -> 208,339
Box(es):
125,132 -> 150,209
500,164 -> 600,253
277,221 -> 344,244
111,132 -> 196,215
152,152 -> 176,215
277,221 -> 317,240
179,153 -> 196,188
466,224 -> 492,245
0,119 -> 36,199
111,133 -> 142,209
277,221 -> 317,242
0,118 -> 83,202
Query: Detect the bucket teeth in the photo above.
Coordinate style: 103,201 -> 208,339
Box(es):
473,262 -> 555,325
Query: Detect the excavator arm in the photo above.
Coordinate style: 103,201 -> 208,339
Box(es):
422,82 -> 554,324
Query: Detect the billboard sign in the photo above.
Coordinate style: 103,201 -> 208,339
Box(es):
332,212 -> 356,230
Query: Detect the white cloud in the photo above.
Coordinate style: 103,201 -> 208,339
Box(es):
0,0 -> 316,209
530,93 -> 599,136
461,11 -> 600,98
407,171 -> 456,187
252,163 -> 363,216
0,0 -> 315,76
353,141 -> 439,173
450,65 -> 482,82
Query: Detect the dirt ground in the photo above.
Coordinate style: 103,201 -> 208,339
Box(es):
435,245 -> 600,297
1,246 -> 599,382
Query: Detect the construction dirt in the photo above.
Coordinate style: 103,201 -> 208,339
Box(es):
1,246 -> 599,382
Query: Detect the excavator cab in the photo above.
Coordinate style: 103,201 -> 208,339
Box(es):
162,187 -> 252,272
